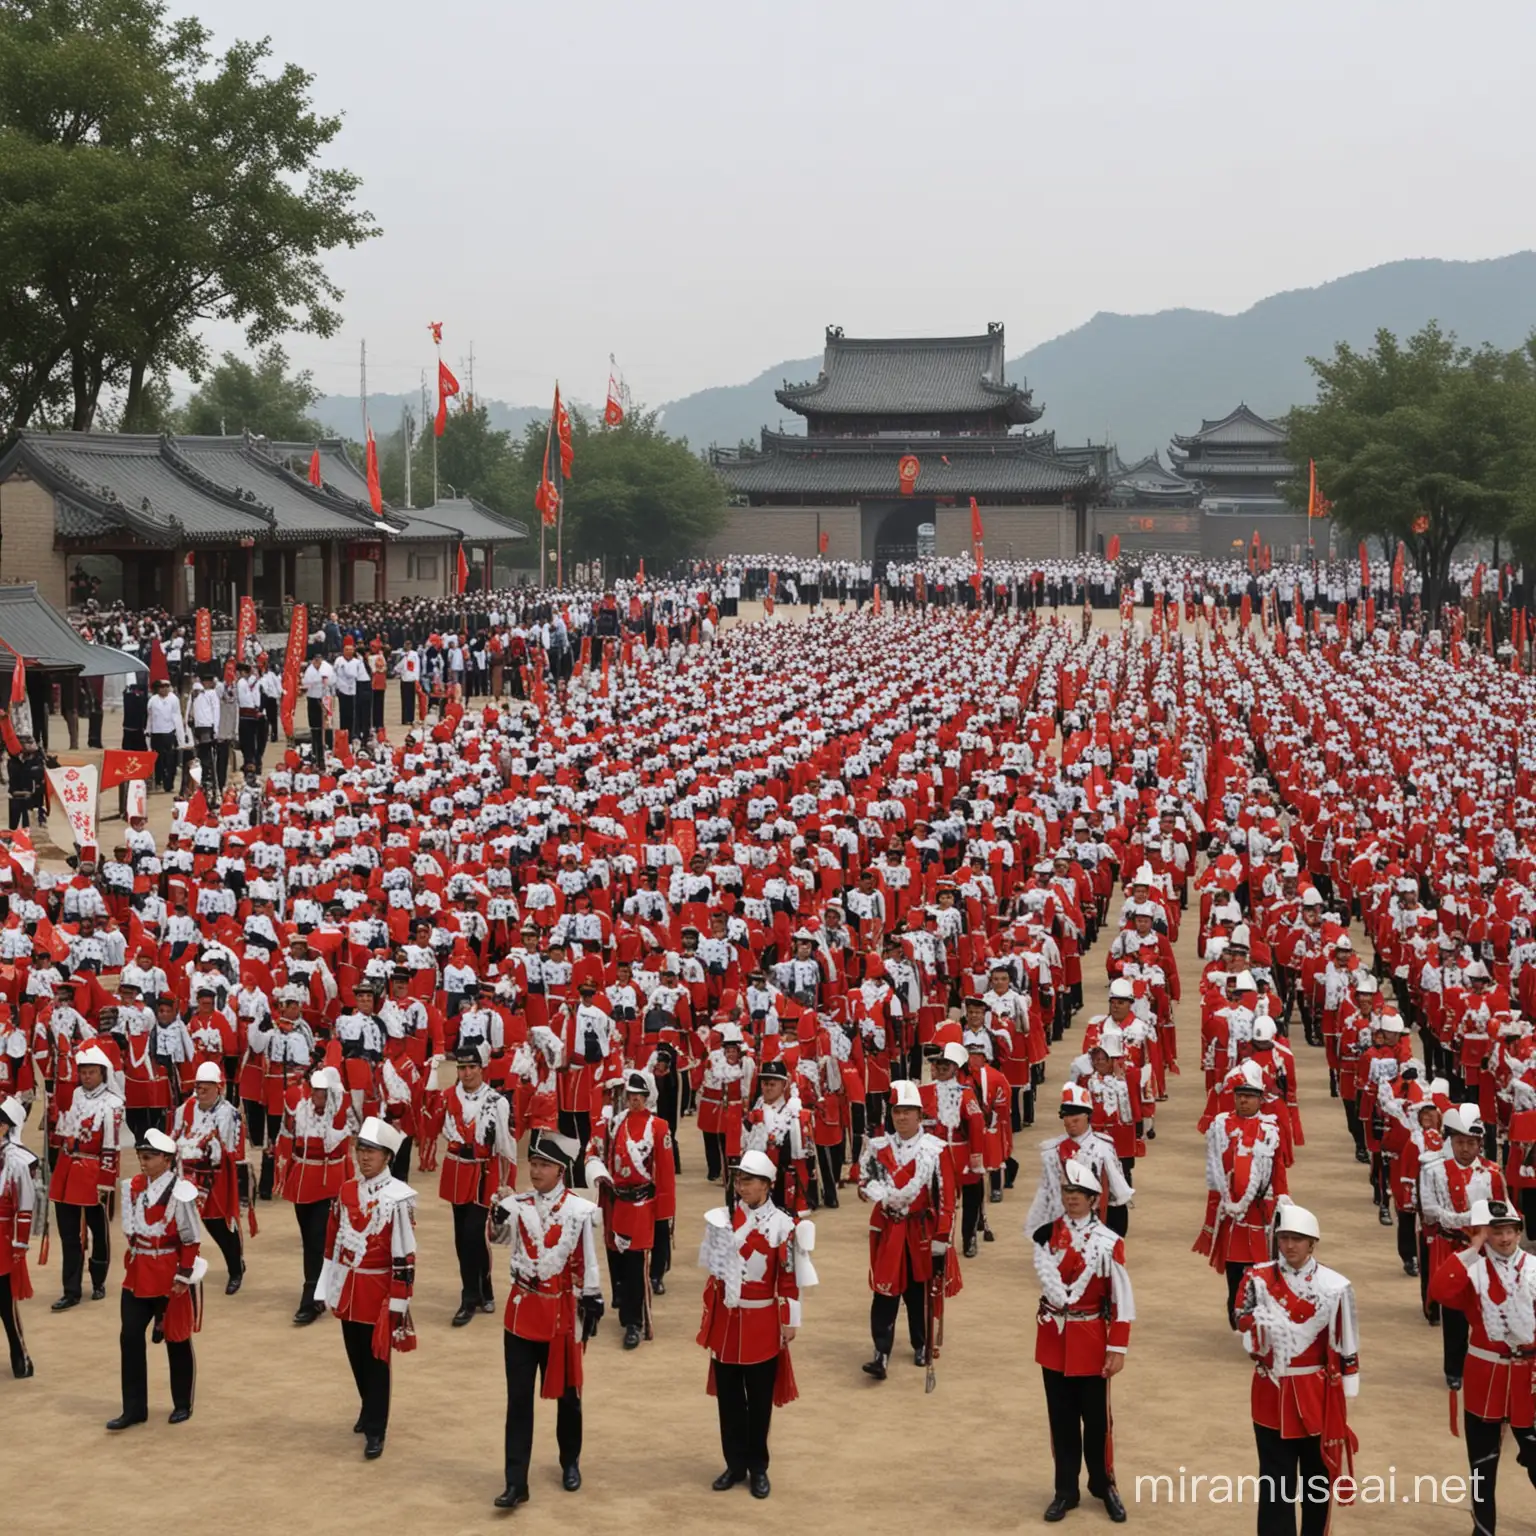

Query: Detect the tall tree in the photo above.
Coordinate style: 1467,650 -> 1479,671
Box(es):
1286,323 -> 1536,618
0,0 -> 376,434
179,345 -> 321,439
519,408 -> 726,568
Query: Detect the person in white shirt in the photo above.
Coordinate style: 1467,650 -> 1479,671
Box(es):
146,678 -> 182,793
234,661 -> 266,773
332,643 -> 361,739
301,654 -> 333,762
396,648 -> 421,724
187,681 -> 218,789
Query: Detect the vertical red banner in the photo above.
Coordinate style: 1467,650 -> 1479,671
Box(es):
194,609 -> 212,663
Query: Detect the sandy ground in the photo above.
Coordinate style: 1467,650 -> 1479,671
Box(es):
12,602 -> 1497,1536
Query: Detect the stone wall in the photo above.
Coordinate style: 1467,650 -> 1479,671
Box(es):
933,503 -> 1077,561
0,473 -> 69,608
387,542 -> 453,599
702,506 -> 860,559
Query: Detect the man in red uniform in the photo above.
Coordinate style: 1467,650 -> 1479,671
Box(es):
585,1068 -> 676,1350
1429,1197 -> 1536,1535
315,1115 -> 417,1460
488,1131 -> 604,1509
108,1127 -> 204,1429
1235,1205 -> 1360,1536
279,1065 -> 350,1324
1032,1157 -> 1132,1523
857,1078 -> 955,1379
172,1060 -> 246,1293
698,1147 -> 813,1500
48,1044 -> 122,1311
922,1040 -> 987,1256
0,1095 -> 36,1377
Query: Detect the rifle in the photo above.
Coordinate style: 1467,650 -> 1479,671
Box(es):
35,1072 -> 52,1265
925,1257 -> 944,1394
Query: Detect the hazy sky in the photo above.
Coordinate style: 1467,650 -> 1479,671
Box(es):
188,0 -> 1535,411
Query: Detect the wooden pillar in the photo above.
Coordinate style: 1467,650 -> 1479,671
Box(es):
321,543 -> 334,612
484,542 -> 495,592
242,545 -> 255,608
375,541 -> 386,603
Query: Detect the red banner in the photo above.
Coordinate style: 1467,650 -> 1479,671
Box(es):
898,455 -> 920,496
235,595 -> 257,664
194,609 -> 212,664
818,531 -> 829,554
1106,535 -> 1120,562
280,605 -> 308,741
1358,543 -> 1369,592
1391,542 -> 1405,595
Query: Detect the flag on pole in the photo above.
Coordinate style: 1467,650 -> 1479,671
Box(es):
1391,542 -> 1405,596
364,423 -> 383,515
280,605 -> 308,741
1358,543 -> 1370,593
970,498 -> 984,597
435,360 -> 461,437
194,609 -> 212,664
556,387 -> 573,479
535,385 -> 568,528
605,370 -> 625,426
148,636 -> 171,688
1306,460 -> 1331,519
636,559 -> 645,587
1106,535 -> 1120,562
1473,563 -> 1486,600
308,448 -> 323,488
8,651 -> 24,707
456,544 -> 469,595
818,531 -> 829,554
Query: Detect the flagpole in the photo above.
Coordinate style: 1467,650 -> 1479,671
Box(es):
556,377 -> 564,590
433,337 -> 441,507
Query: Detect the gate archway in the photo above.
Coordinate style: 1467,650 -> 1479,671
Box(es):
864,498 -> 934,573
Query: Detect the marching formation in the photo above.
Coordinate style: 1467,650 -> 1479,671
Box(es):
7,584 -> 1536,1529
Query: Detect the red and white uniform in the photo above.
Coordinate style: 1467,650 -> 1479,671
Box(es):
697,1198 -> 812,1367
1198,1110 -> 1281,1267
120,1169 -> 201,1297
1430,1244 -> 1536,1425
1032,1212 -> 1133,1374
857,1128 -> 958,1297
48,1080 -> 123,1206
278,1085 -> 352,1205
316,1169 -> 417,1327
437,1081 -> 516,1207
172,1095 -> 244,1222
0,1126 -> 37,1289
585,1107 -> 676,1252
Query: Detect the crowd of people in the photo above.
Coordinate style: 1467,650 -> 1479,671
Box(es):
0,552 -> 1534,1526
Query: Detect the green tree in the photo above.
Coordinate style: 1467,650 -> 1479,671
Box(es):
517,408 -> 726,568
179,345 -> 320,439
0,0 -> 376,434
1286,323 -> 1536,617
403,402 -> 531,516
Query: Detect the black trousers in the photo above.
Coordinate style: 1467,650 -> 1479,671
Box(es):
238,715 -> 263,772
342,1317 -> 391,1437
400,681 -> 416,724
715,1357 -> 779,1475
504,1331 -> 582,1489
152,731 -> 178,790
960,1180 -> 984,1245
703,1130 -> 726,1182
614,1245 -> 648,1329
453,1201 -> 493,1307
1041,1366 -> 1112,1498
56,1199 -> 110,1299
120,1289 -> 194,1417
1252,1423 -> 1330,1536
1445,1304 -> 1470,1380
1225,1261 -> 1248,1330
336,692 -> 355,738
0,1272 -> 29,1373
870,1281 -> 926,1356
204,1216 -> 243,1280
649,1222 -> 672,1289
295,1200 -> 330,1306
1465,1407 -> 1536,1535
307,697 -> 325,762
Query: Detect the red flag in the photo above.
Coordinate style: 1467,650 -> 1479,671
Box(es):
456,544 -> 469,595
873,585 -> 883,616
604,372 -> 624,427
1358,543 -> 1370,592
280,604 -> 308,741
364,423 -> 383,515
101,748 -> 156,791
1106,535 -> 1120,562
8,652 -> 23,708
148,636 -> 170,688
1391,542 -> 1405,596
1261,545 -> 1271,574
428,321 -> 443,346
1473,563 -> 1485,600
1306,460 -> 1331,520
435,360 -> 461,438
555,387 -> 573,479
818,531 -> 829,555
970,497 -> 984,547
1365,595 -> 1376,631
194,609 -> 212,664
636,559 -> 645,587
308,449 -> 323,488
235,596 -> 257,664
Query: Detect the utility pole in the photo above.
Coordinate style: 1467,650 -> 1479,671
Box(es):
466,341 -> 475,409
402,401 -> 413,510
359,340 -> 368,440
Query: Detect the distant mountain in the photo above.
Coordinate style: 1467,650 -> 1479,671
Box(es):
654,254 -> 1536,460
311,392 -> 547,443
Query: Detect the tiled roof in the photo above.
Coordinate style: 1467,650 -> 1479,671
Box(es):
1170,458 -> 1294,477
260,439 -> 376,507
715,432 -> 1090,497
0,583 -> 147,676
775,326 -> 1041,424
389,498 -> 530,543
1170,403 -> 1288,450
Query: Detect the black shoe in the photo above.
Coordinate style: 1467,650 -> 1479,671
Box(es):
354,1418 -> 365,1434
12,1358 -> 33,1379
963,1236 -> 978,1258
1044,1493 -> 1079,1522
913,1347 -> 928,1367
822,1189 -> 839,1209
293,1304 -> 320,1326
494,1485 -> 530,1510
105,1413 -> 147,1431
983,1227 -> 996,1243
1404,1258 -> 1419,1277
1447,1374 -> 1462,1391
861,1352 -> 888,1381
1145,1125 -> 1156,1141
51,1296 -> 80,1312
652,1278 -> 666,1296
1101,1486 -> 1127,1523
988,1189 -> 1003,1204
750,1471 -> 770,1499
623,1324 -> 641,1350
452,1304 -> 477,1327
364,1435 -> 385,1460
168,1408 -> 192,1425
712,1469 -> 747,1491
1378,1206 -> 1394,1227
226,1266 -> 244,1296
479,1299 -> 496,1314
562,1463 -> 582,1492
1354,1148 -> 1369,1164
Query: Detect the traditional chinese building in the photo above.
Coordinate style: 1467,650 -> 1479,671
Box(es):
709,325 -> 1098,563
0,430 -> 528,619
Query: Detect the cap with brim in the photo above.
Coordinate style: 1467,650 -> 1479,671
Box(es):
891,1080 -> 923,1110
735,1149 -> 778,1181
356,1115 -> 403,1155
454,1042 -> 489,1067
1062,1157 -> 1101,1195
527,1131 -> 581,1173
193,1062 -> 223,1085
759,1059 -> 789,1081
1276,1204 -> 1321,1240
0,1095 -> 25,1129
940,1041 -> 968,1067
139,1128 -> 177,1156
1484,1199 -> 1523,1227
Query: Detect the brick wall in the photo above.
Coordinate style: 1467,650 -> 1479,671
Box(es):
0,473 -> 69,607
387,541 -> 453,599
702,506 -> 860,559
933,504 -> 1076,560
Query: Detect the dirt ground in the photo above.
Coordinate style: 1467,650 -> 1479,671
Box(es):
12,602 -> 1499,1535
